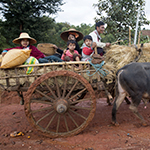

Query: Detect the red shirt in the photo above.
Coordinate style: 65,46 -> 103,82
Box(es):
4,45 -> 45,60
82,47 -> 93,55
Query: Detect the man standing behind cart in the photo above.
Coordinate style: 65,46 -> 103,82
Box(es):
89,21 -> 111,56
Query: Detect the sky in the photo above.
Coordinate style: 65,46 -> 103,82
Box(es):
54,0 -> 150,29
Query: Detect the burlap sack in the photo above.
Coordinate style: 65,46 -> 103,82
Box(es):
37,43 -> 56,56
1,49 -> 31,68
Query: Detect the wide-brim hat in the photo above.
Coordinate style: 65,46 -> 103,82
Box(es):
13,32 -> 37,44
60,28 -> 83,42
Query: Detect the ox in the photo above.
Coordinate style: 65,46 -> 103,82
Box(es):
112,62 -> 150,126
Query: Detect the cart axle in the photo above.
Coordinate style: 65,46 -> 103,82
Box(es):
55,99 -> 68,114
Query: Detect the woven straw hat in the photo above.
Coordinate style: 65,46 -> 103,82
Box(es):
60,28 -> 83,42
13,32 -> 37,44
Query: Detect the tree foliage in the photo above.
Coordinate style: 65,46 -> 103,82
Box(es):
0,0 -> 64,45
94,0 -> 150,40
0,19 -> 6,52
0,0 -> 64,18
0,20 -> 97,50
1,0 -> 149,50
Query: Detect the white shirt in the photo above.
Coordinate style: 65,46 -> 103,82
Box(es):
89,30 -> 106,48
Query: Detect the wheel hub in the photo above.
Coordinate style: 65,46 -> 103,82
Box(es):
55,99 -> 68,114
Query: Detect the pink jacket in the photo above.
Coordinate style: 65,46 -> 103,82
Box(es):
61,50 -> 79,61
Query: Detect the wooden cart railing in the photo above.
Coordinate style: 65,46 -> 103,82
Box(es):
0,61 -> 111,92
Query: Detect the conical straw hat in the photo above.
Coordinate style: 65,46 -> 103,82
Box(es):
13,32 -> 37,44
60,28 -> 83,42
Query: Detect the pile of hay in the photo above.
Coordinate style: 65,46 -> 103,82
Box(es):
137,43 -> 150,62
102,43 -> 150,83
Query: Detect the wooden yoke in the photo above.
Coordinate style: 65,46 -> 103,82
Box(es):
94,47 -> 98,54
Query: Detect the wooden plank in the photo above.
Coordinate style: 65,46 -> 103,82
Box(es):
17,61 -> 90,68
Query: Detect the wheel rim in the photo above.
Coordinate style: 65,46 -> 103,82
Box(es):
24,70 -> 96,138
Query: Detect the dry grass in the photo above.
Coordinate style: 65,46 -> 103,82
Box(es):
102,43 -> 150,82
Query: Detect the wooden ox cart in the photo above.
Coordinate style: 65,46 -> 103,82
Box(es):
0,61 -> 113,138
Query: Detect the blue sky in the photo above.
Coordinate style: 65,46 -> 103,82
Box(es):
54,0 -> 150,29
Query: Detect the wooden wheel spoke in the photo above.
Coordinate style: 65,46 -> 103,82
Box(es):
56,115 -> 60,133
45,113 -> 57,130
62,76 -> 68,98
43,81 -> 57,99
63,114 -> 69,132
69,88 -> 87,101
36,110 -> 55,125
67,112 -> 79,127
65,80 -> 79,99
55,77 -> 61,98
31,99 -> 53,105
70,98 -> 91,105
31,106 -> 52,113
35,89 -> 54,102
69,109 -> 86,120
70,106 -> 92,110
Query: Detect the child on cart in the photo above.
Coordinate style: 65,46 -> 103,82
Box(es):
61,40 -> 82,70
61,40 -> 81,62
81,35 -> 97,61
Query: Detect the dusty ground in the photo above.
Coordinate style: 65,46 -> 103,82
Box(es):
1,91 -> 150,150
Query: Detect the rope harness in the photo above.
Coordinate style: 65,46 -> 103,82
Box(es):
86,59 -> 109,78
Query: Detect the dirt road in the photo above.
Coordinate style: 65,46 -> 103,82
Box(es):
1,91 -> 150,150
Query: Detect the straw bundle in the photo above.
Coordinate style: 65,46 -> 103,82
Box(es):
137,43 -> 150,62
102,43 -> 150,83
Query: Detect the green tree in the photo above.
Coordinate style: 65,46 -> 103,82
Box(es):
0,0 -> 64,45
102,33 -> 116,43
94,0 -> 150,40
75,23 -> 95,47
0,19 -> 6,52
76,23 -> 95,36
50,22 -> 71,48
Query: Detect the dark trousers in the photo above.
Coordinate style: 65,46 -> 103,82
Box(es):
97,47 -> 105,56
38,55 -> 63,63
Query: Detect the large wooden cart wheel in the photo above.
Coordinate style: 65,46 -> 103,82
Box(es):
24,70 -> 96,138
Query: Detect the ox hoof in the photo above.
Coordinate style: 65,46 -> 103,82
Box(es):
111,121 -> 119,126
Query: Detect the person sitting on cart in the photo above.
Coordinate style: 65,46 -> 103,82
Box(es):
2,32 -> 63,63
61,40 -> 82,70
61,40 -> 81,61
81,35 -> 97,61
89,21 -> 111,56
53,28 -> 83,56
